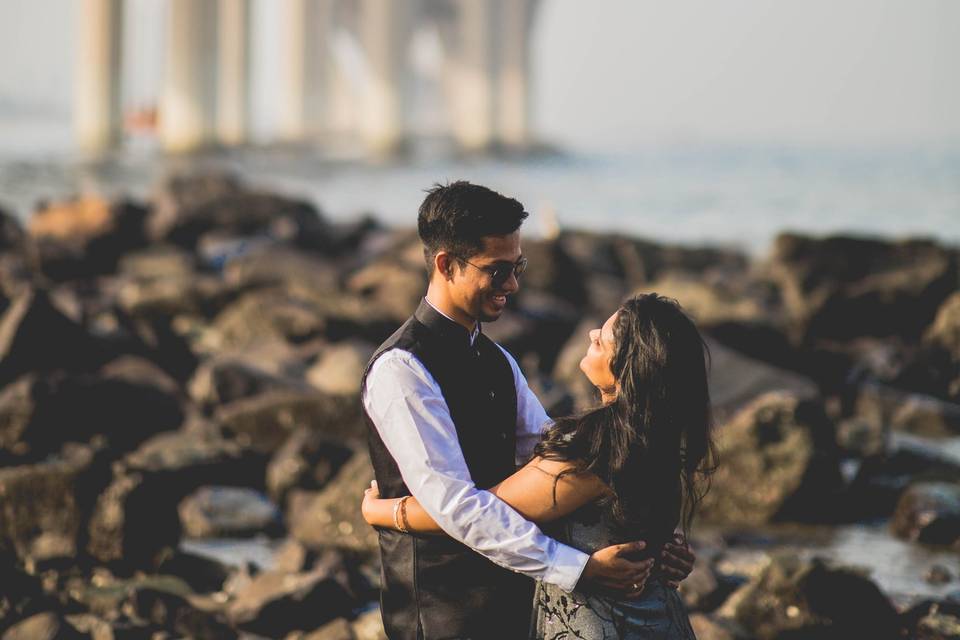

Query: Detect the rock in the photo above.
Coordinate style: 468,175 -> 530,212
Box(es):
306,341 -> 375,396
846,439 -> 960,521
638,271 -> 767,329
149,172 -> 244,241
688,614 -> 737,640
1,611 -> 87,640
905,601 -> 960,640
178,487 -> 282,539
27,196 -> 149,281
699,392 -> 844,525
350,608 -> 387,640
288,453 -> 379,554
272,539 -> 314,574
0,547 -> 51,634
926,565 -> 954,586
0,206 -> 25,252
87,429 -> 265,568
299,618 -> 354,640
705,338 -> 818,422
852,383 -> 960,439
226,562 -> 357,637
189,355 -> 311,410
345,261 -> 424,326
151,181 -> 328,251
266,428 -> 354,503
0,364 -> 184,460
205,288 -> 327,351
216,390 -> 364,454
67,573 -> 193,620
716,554 -> 901,640
127,586 -> 234,639
223,246 -> 340,299
898,291 -> 960,403
765,233 -> 958,346
891,482 -> 960,546
0,443 -> 110,561
0,287 -> 113,389
154,549 -> 232,594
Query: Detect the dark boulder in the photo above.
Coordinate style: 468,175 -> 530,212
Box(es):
0,287 -> 113,388
178,486 -> 282,539
149,173 -> 328,252
891,482 -> 960,547
1,612 -> 88,640
86,429 -> 265,569
0,361 -> 184,460
27,196 -> 150,281
189,354 -> 312,410
0,443 -> 110,562
216,390 -> 364,454
765,233 -> 958,346
226,560 -> 357,637
699,392 -> 844,525
716,554 -> 901,640
288,453 -> 379,555
0,205 -> 25,252
266,428 -> 354,503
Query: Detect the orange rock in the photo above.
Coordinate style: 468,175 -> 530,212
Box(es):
29,196 -> 112,240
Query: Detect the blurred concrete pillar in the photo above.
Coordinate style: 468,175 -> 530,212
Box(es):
495,0 -> 535,148
278,0 -> 335,141
217,0 -> 250,145
75,0 -> 123,154
358,0 -> 412,156
159,0 -> 219,152
449,0 -> 496,152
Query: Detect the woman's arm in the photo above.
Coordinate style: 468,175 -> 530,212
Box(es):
362,457 -> 609,534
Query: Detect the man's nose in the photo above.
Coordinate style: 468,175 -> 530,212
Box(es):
501,271 -> 520,293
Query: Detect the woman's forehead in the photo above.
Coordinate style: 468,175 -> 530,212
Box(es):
601,311 -> 618,341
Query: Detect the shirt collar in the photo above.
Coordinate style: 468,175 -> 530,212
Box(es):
420,297 -> 480,346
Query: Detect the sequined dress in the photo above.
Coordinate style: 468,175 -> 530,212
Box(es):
531,502 -> 696,639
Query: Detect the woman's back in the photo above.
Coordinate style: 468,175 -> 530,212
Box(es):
532,499 -> 696,639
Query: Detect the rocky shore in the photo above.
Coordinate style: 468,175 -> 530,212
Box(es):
0,172 -> 958,639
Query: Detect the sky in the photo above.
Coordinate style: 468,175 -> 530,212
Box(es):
0,0 -> 958,153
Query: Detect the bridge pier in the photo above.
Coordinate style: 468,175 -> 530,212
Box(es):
75,0 -> 123,154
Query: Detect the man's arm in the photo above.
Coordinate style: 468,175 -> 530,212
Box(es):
364,350 -> 588,591
496,345 -> 550,464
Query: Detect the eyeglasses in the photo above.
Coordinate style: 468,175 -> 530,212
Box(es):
459,256 -> 528,288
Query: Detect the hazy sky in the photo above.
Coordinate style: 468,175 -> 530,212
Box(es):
1,0 -> 958,152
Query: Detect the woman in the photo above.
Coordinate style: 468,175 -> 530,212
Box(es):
362,293 -> 716,639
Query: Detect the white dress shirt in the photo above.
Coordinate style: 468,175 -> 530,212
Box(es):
362,302 -> 590,592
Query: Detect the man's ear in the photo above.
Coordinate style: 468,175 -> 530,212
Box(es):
435,252 -> 454,279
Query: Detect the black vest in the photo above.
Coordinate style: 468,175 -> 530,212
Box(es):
363,301 -> 534,639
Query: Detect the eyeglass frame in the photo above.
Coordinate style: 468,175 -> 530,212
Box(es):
456,255 -> 528,288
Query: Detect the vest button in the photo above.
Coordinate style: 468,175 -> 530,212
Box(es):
489,390 -> 495,399
500,432 -> 508,440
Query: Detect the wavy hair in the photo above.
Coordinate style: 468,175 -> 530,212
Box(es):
534,293 -> 717,541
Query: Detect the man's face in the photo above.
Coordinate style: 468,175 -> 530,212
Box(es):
448,232 -> 522,324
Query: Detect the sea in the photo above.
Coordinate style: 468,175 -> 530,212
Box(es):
1,117 -> 958,257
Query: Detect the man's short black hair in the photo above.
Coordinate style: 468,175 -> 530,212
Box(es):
417,181 -> 528,274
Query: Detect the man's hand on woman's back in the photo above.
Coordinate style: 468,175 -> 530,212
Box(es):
579,541 -> 655,598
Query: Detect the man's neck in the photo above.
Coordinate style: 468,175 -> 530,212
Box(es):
425,285 -> 477,334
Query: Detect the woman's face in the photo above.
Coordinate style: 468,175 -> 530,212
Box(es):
580,310 -> 618,395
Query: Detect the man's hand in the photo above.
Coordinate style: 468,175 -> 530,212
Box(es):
580,541 -> 655,598
660,532 -> 696,589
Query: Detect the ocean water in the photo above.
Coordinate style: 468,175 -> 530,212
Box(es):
1,128 -> 958,256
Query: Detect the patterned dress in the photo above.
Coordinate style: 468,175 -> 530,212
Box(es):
531,502 -> 696,639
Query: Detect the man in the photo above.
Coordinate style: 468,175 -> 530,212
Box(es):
362,182 -> 693,638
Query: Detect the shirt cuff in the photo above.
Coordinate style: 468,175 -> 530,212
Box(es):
542,543 -> 591,592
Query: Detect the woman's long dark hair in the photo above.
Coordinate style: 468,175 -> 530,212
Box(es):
534,293 -> 717,539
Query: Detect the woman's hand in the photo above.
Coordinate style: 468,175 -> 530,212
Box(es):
361,479 -> 383,526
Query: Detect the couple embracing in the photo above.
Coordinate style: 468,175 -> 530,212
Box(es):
360,181 -> 716,639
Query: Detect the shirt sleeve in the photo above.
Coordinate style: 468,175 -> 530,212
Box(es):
363,349 -> 588,592
496,345 -> 552,464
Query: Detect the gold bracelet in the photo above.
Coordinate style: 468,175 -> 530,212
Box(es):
399,496 -> 411,533
392,499 -> 406,533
